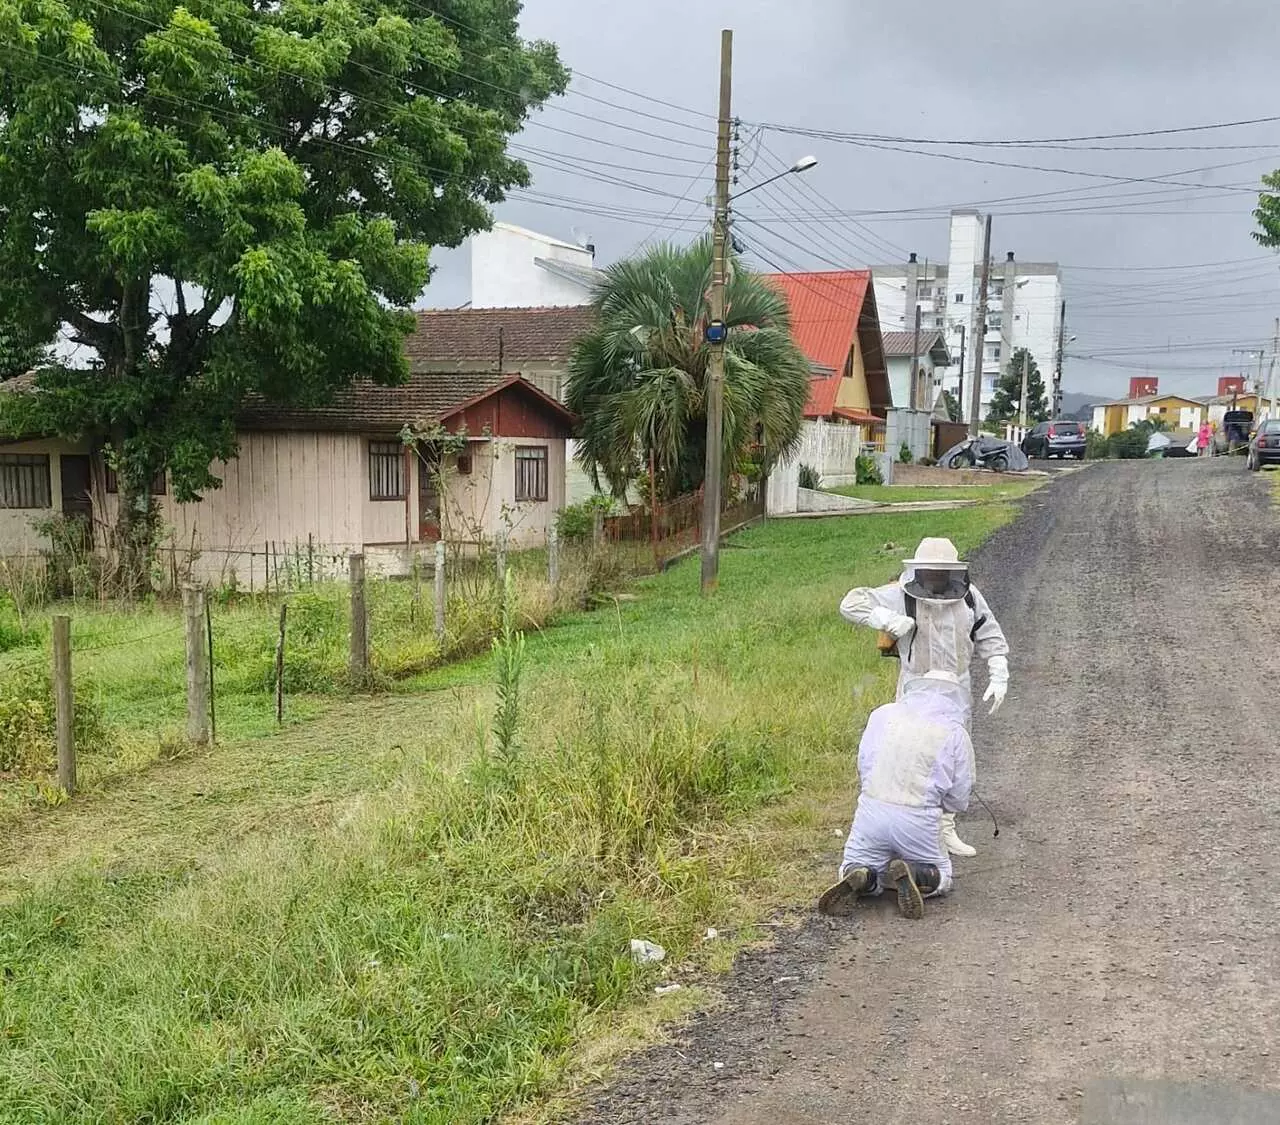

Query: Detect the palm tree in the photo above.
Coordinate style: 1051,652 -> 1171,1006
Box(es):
565,238 -> 812,500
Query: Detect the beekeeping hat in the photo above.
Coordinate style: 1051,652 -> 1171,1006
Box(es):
902,537 -> 970,603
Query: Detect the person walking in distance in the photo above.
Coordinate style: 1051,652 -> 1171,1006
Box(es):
839,537 -> 1009,858
818,670 -> 974,919
1198,420 -> 1213,458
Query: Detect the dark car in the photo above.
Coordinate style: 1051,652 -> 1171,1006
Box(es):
1246,418 -> 1280,471
1020,420 -> 1087,460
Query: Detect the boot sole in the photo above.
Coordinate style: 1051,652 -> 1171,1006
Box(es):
888,859 -> 924,920
817,869 -> 870,917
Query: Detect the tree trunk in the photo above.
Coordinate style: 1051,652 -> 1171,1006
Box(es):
114,476 -> 154,599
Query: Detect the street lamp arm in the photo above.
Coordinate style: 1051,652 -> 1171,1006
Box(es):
730,156 -> 818,201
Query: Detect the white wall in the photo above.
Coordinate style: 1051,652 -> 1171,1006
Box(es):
0,439 -> 89,554
444,438 -> 567,549
767,421 -> 867,515
884,409 -> 933,462
470,223 -> 595,308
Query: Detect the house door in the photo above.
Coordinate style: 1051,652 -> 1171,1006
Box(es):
418,449 -> 441,541
59,454 -> 93,548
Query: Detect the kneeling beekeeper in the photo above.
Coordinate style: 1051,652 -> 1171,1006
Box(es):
838,537 -> 1009,858
819,670 -> 974,918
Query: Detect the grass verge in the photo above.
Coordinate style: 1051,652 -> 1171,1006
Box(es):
828,481 -> 1043,504
0,503 -> 1022,1124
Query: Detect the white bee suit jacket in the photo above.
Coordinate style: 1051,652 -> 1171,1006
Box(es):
840,574 -> 1010,723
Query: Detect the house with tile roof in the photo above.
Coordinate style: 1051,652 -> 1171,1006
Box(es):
764,270 -> 893,442
880,329 -> 952,414
1,359 -> 577,586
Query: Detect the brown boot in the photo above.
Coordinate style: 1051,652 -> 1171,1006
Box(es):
887,859 -> 942,920
817,866 -> 877,917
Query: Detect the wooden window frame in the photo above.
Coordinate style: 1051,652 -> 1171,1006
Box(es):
513,445 -> 549,503
369,440 -> 406,501
104,465 -> 167,496
0,454 -> 52,509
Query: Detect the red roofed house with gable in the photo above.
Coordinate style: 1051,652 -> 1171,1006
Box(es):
764,270 -> 893,444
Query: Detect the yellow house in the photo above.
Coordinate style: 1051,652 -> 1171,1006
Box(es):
1090,393 -> 1206,437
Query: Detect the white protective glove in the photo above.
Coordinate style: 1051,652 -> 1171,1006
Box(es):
867,606 -> 916,639
983,655 -> 1009,715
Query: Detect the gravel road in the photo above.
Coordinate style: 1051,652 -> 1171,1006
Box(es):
578,459 -> 1280,1125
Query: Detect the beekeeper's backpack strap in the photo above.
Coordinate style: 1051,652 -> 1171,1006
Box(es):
966,590 -> 988,642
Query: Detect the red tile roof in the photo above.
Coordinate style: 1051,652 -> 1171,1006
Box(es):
237,372 -> 576,434
405,305 -> 596,369
832,406 -> 879,426
764,271 -> 890,418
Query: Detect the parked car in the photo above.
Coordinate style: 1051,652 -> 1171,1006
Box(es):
1246,418 -> 1280,471
1020,420 -> 1087,460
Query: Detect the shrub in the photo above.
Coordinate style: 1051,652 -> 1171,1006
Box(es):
0,668 -> 112,776
556,495 -> 614,542
855,453 -> 884,485
898,442 -> 913,465
1108,429 -> 1150,460
1086,429 -> 1110,460
797,463 -> 820,490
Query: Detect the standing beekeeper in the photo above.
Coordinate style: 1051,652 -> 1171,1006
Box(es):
839,537 -> 1009,858
818,670 -> 974,919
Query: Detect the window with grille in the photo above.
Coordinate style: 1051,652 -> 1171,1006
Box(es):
0,454 -> 51,509
514,445 -> 548,503
368,441 -> 405,500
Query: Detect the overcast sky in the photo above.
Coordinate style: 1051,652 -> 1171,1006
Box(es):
420,0 -> 1280,401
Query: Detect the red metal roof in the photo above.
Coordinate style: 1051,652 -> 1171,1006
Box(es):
765,270 -> 881,418
832,406 -> 879,426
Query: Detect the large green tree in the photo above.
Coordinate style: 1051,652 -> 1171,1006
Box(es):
565,239 -> 812,501
0,0 -> 565,590
985,347 -> 1049,427
1254,171 -> 1280,246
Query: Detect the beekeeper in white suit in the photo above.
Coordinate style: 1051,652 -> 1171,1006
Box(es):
839,537 -> 1009,858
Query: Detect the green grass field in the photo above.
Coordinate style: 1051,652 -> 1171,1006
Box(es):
828,481 -> 1043,504
0,504 -> 1021,1124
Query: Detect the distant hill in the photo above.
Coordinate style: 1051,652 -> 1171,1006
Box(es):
1058,392 -> 1096,422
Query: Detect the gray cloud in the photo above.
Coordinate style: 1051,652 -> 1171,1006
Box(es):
421,0 -> 1280,400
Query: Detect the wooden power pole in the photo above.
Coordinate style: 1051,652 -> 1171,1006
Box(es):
968,215 -> 993,435
700,28 -> 733,595
1018,349 -> 1030,429
1053,298 -> 1067,418
908,305 -> 921,411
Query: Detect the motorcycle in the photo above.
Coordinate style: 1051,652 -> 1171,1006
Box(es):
939,435 -> 1029,473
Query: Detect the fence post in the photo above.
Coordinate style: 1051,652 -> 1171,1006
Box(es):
349,553 -> 368,684
275,602 -> 288,724
182,586 -> 210,745
52,614 -> 75,795
433,540 -> 446,642
592,509 -> 604,548
205,597 -> 216,745
548,526 -> 560,589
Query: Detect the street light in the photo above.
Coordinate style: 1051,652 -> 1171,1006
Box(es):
700,152 -> 818,594
730,156 -> 818,201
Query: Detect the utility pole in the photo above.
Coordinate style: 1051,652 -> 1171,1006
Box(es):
1265,317 -> 1280,421
968,215 -> 993,435
1053,299 -> 1066,418
908,304 -> 921,411
955,324 -> 966,424
1018,349 -> 1029,429
699,29 -> 733,595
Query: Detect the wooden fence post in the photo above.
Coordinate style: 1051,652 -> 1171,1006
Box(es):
349,553 -> 368,684
205,597 -> 216,745
433,540 -> 446,642
182,586 -> 210,745
548,526 -> 560,589
275,602 -> 288,724
52,614 -> 75,795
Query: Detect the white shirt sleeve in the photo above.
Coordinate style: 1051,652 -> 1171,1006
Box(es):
969,584 -> 1010,663
940,726 -> 976,813
839,582 -> 905,631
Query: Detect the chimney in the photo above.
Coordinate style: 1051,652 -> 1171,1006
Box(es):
1006,251 -> 1015,262
1129,376 -> 1159,399
909,252 -> 918,263
585,241 -> 596,259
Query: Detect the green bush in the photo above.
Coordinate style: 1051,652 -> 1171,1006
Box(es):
1086,430 -> 1110,460
555,495 -> 614,541
855,453 -> 884,485
797,463 -> 820,490
1108,428 -> 1150,460
898,442 -> 913,465
0,668 -> 112,776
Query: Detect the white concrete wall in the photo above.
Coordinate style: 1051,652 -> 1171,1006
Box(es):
470,223 -> 595,308
884,409 -> 933,462
443,438 -> 566,549
767,420 -> 868,515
